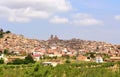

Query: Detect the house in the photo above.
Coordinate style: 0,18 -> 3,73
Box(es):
109,57 -> 120,62
0,54 -> 4,59
32,51 -> 43,61
62,48 -> 68,52
13,51 -> 20,55
95,56 -> 103,63
48,54 -> 56,57
42,62 -> 58,67
54,52 -> 62,57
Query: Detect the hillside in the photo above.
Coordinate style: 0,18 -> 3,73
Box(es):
0,30 -> 42,54
0,29 -> 119,56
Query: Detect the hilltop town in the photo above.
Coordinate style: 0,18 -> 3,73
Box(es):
0,29 -> 120,63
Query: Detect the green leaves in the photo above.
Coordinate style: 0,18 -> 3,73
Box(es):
25,54 -> 35,64
0,62 -> 120,77
0,59 -> 4,64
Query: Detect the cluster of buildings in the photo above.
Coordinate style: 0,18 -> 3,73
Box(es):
0,34 -> 120,63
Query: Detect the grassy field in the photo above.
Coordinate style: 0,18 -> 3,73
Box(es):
0,62 -> 120,77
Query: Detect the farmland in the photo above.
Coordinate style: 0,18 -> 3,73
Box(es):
0,61 -> 120,77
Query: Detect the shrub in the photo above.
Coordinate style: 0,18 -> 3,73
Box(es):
0,59 -> 4,64
65,59 -> 71,63
24,54 -> 35,64
12,59 -> 25,65
6,31 -> 11,34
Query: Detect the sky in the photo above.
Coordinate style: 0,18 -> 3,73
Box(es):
0,0 -> 120,44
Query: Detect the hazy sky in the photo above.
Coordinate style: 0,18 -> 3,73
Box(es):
0,0 -> 120,44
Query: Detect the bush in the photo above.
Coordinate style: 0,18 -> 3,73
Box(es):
6,31 -> 11,34
24,54 -> 35,64
4,49 -> 9,55
0,33 -> 3,38
7,54 -> 35,65
65,59 -> 71,63
0,59 -> 4,64
12,59 -> 25,65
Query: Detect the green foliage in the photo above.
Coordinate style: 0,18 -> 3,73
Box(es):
101,53 -> 110,60
25,54 -> 35,64
34,64 -> 39,72
0,33 -> 3,38
0,62 -> 120,77
0,59 -> 4,64
101,62 -> 114,67
71,56 -> 76,60
63,55 -> 70,59
4,49 -> 9,55
6,31 -> 11,34
86,52 -> 96,58
7,54 -> 35,65
0,29 -> 4,38
12,59 -> 25,65
0,29 -> 12,38
65,59 -> 71,63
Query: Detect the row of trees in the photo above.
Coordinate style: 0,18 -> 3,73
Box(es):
7,54 -> 35,65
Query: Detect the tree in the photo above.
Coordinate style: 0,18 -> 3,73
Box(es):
4,49 -> 9,55
12,58 -> 25,65
89,52 -> 96,58
6,31 -> 11,34
0,29 -> 3,33
65,59 -> 71,63
0,29 -> 4,38
0,33 -> 3,38
0,59 -> 4,64
24,54 -> 35,64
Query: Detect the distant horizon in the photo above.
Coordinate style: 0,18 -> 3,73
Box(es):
0,0 -> 120,44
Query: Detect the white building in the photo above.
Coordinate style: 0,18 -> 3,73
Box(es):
62,48 -> 68,52
95,56 -> 103,63
42,62 -> 58,67
0,54 -> 4,59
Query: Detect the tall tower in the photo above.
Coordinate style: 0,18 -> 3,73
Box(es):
50,35 -> 53,40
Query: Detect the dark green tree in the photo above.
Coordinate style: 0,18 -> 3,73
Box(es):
65,59 -> 71,63
0,33 -> 3,38
4,49 -> 9,55
0,59 -> 4,64
24,54 -> 35,64
0,29 -> 4,38
12,58 -> 25,65
6,31 -> 11,34
89,52 -> 96,58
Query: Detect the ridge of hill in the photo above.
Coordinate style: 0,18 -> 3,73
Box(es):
0,29 -> 119,56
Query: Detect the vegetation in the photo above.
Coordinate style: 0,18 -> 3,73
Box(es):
4,49 -> 9,55
0,28 -> 11,38
65,59 -> 71,63
7,54 -> 35,65
24,54 -> 35,64
85,52 -> 96,58
0,29 -> 4,38
0,59 -> 4,64
6,30 -> 11,34
0,61 -> 120,77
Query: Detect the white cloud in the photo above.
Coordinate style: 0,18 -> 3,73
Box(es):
115,15 -> 120,21
50,16 -> 69,24
73,13 -> 92,19
8,16 -> 31,23
72,13 -> 103,26
73,18 -> 102,26
0,0 -> 72,23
